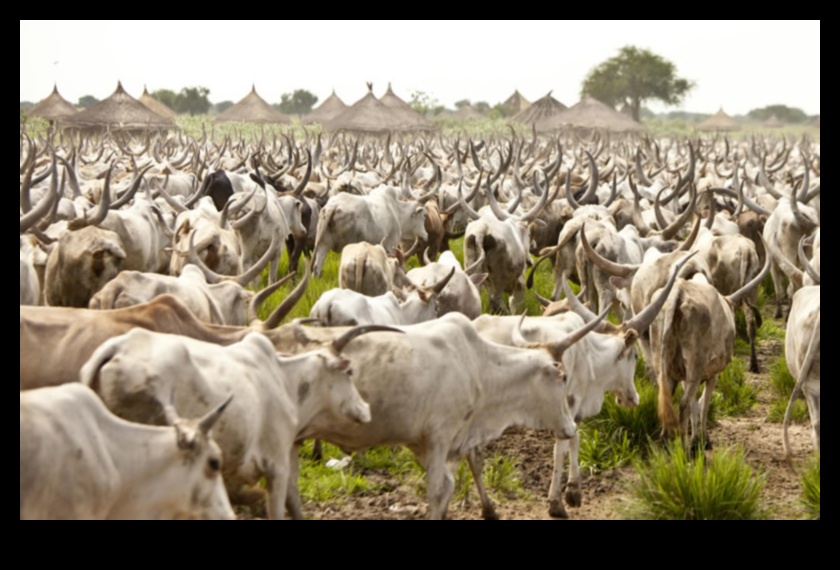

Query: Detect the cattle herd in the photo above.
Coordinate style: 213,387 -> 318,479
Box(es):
19,126 -> 820,520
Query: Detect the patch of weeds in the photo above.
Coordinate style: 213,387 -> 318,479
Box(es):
768,356 -> 808,423
714,358 -> 757,417
801,455 -> 820,520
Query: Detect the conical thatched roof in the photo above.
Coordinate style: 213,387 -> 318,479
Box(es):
454,104 -> 483,120
323,85 -> 416,134
29,85 -> 78,122
696,108 -> 740,132
379,83 -> 435,131
503,90 -> 531,113
535,95 -> 645,133
510,92 -> 566,126
302,90 -> 348,125
763,115 -> 784,128
62,82 -> 175,131
139,86 -> 177,119
215,86 -> 291,124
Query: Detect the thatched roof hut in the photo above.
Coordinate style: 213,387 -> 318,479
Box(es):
215,86 -> 291,124
302,90 -> 348,125
324,84 -> 415,134
510,92 -> 566,126
29,85 -> 78,123
62,82 -> 175,132
139,86 -> 177,119
696,108 -> 740,132
503,90 -> 531,114
535,95 -> 644,133
379,83 -> 435,131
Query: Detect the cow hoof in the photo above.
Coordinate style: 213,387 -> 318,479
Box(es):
549,500 -> 570,520
482,508 -> 500,521
565,489 -> 582,508
749,361 -> 760,374
774,307 -> 783,320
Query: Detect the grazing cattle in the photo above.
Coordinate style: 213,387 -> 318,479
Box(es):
81,328 -> 378,520
311,268 -> 454,327
473,253 -> 686,518
406,251 -> 486,320
653,252 -> 770,450
312,185 -> 428,276
20,384 -> 234,521
338,242 -> 409,298
44,225 -> 125,308
784,285 -> 820,458
170,198 -> 242,277
284,312 -> 601,520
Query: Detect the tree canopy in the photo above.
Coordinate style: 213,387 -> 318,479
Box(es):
78,95 -> 99,109
176,87 -> 211,116
747,104 -> 808,124
151,89 -> 179,112
277,89 -> 318,115
581,46 -> 693,122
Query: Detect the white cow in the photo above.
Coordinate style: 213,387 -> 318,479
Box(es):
20,383 -> 234,521
284,312 -> 604,520
406,251 -> 486,320
81,329 -> 375,520
784,285 -> 820,458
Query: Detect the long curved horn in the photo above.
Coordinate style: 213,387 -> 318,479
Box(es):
798,235 -> 820,285
578,151 -> 600,205
635,149 -> 653,187
518,171 -> 551,224
197,394 -> 235,436
331,325 -> 404,354
464,249 -> 485,276
630,177 -> 651,237
766,236 -> 804,290
260,261 -> 312,330
788,178 -> 817,233
484,178 -> 511,221
19,169 -> 58,235
290,149 -> 313,197
428,266 -> 456,295
659,183 -> 697,241
797,158 -> 811,203
247,271 -> 297,325
156,184 -> 188,214
458,179 -> 481,221
86,162 -> 114,227
562,280 -> 600,324
704,191 -> 717,231
543,309 -> 610,362
709,187 -> 772,218
111,163 -> 154,210
727,241 -> 772,307
580,223 -> 639,278
564,169 -> 581,210
231,187 -> 268,231
625,251 -> 698,334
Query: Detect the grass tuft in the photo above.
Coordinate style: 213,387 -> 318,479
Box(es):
714,358 -> 757,417
801,455 -> 820,520
768,356 -> 808,423
624,441 -> 767,520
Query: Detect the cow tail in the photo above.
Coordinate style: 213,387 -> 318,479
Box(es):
354,249 -> 366,293
657,286 -> 681,437
79,338 -> 121,395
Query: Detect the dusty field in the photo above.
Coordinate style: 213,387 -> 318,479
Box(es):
241,314 -> 816,521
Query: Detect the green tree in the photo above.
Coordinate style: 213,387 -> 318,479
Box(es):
409,90 -> 439,116
277,89 -> 318,115
176,86 -> 211,116
78,95 -> 99,109
489,103 -> 515,119
474,101 -> 491,115
151,89 -> 179,112
214,101 -> 234,115
454,99 -> 471,109
581,46 -> 694,122
20,101 -> 35,112
747,104 -> 808,124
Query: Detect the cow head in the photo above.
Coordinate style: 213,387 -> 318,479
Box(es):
161,398 -> 236,520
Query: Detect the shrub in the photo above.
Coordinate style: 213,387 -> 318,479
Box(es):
625,442 -> 767,520
714,358 -> 757,417
801,455 -> 820,520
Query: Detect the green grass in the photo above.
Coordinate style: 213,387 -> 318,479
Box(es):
297,442 -> 381,503
713,358 -> 757,417
768,356 -> 809,424
452,455 -> 528,505
758,320 -> 786,343
624,441 -> 767,520
801,455 -> 820,520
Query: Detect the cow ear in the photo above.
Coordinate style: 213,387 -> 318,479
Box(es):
414,207 -> 425,217
470,273 -> 488,287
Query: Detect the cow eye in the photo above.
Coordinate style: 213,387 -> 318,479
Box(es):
208,458 -> 221,473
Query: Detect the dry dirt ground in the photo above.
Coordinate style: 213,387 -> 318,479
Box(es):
241,317 -> 816,521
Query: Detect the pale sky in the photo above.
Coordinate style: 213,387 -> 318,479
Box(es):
20,20 -> 820,116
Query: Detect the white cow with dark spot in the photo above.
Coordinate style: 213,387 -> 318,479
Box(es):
20,383 -> 234,520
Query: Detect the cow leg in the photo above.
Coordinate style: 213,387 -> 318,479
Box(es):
699,375 -> 718,451
466,450 -> 499,521
312,244 -> 330,278
548,438 -> 570,519
422,448 -> 455,521
565,433 -> 583,508
551,269 -> 569,302
263,457 -> 290,521
745,303 -> 760,373
770,262 -> 786,319
286,445 -> 307,521
678,378 -> 701,451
